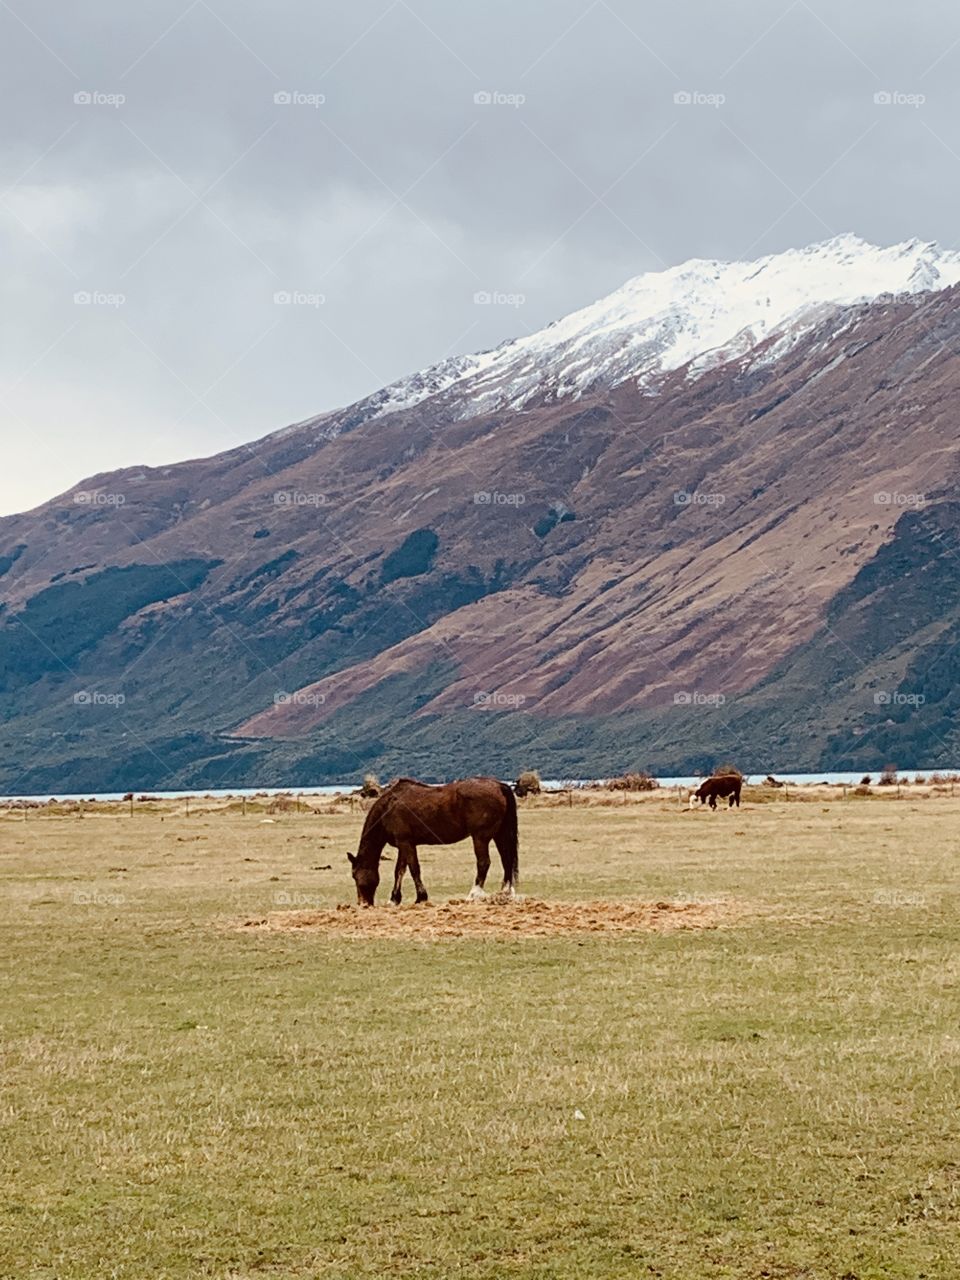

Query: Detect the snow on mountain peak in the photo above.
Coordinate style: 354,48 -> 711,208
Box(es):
292,236 -> 960,439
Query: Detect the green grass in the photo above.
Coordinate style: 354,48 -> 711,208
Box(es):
2,796 -> 959,1278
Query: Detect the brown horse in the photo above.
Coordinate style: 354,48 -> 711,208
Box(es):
690,774 -> 742,809
347,776 -> 519,906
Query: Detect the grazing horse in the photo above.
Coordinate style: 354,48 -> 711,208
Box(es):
690,774 -> 742,809
347,776 -> 519,906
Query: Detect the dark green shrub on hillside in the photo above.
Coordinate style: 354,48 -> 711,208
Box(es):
381,528 -> 439,583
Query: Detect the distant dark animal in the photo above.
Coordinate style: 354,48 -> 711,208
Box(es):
690,775 -> 742,810
347,776 -> 519,906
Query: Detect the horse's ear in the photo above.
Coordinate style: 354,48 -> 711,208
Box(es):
346,852 -> 356,866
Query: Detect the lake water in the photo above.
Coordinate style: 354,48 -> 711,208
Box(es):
1,770 -> 950,803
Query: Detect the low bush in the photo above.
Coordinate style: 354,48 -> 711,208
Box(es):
604,772 -> 659,792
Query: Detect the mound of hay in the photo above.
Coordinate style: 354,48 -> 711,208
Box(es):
239,896 -> 738,940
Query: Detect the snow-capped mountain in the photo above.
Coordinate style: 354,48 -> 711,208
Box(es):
9,239 -> 960,788
330,234 -> 960,428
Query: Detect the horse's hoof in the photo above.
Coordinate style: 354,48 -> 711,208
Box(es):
467,885 -> 488,902
415,893 -> 429,904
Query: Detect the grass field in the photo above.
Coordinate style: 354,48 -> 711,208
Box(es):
2,790 -> 959,1278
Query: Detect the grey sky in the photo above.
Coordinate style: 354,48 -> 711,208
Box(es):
2,0 -> 959,514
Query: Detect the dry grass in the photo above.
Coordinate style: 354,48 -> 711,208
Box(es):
2,791 -> 960,1278
243,895 -> 740,939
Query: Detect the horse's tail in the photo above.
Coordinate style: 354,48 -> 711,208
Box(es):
496,782 -> 520,888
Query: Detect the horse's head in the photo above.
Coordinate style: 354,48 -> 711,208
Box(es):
688,790 -> 700,809
347,852 -> 379,906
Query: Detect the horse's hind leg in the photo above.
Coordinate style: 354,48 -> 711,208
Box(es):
468,836 -> 491,901
402,843 -> 429,904
493,836 -> 517,897
390,848 -> 408,906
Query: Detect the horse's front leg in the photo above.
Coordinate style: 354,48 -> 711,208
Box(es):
390,847 -> 408,905
468,835 -> 491,901
401,843 -> 429,904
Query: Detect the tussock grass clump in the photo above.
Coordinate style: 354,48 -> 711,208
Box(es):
514,770 -> 542,797
268,793 -> 301,813
603,771 -> 659,791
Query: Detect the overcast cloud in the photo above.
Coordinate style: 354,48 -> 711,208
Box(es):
2,0 -> 959,513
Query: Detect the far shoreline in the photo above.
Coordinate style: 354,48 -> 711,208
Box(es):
1,769 -> 954,804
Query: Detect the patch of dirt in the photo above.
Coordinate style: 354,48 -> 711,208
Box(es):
238,895 -> 740,940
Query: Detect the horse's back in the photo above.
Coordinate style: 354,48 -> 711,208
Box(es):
378,775 -> 508,844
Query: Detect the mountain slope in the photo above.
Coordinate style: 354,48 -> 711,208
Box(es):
2,237 -> 960,790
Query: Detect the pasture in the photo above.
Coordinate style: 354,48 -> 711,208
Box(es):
2,788 -> 959,1278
